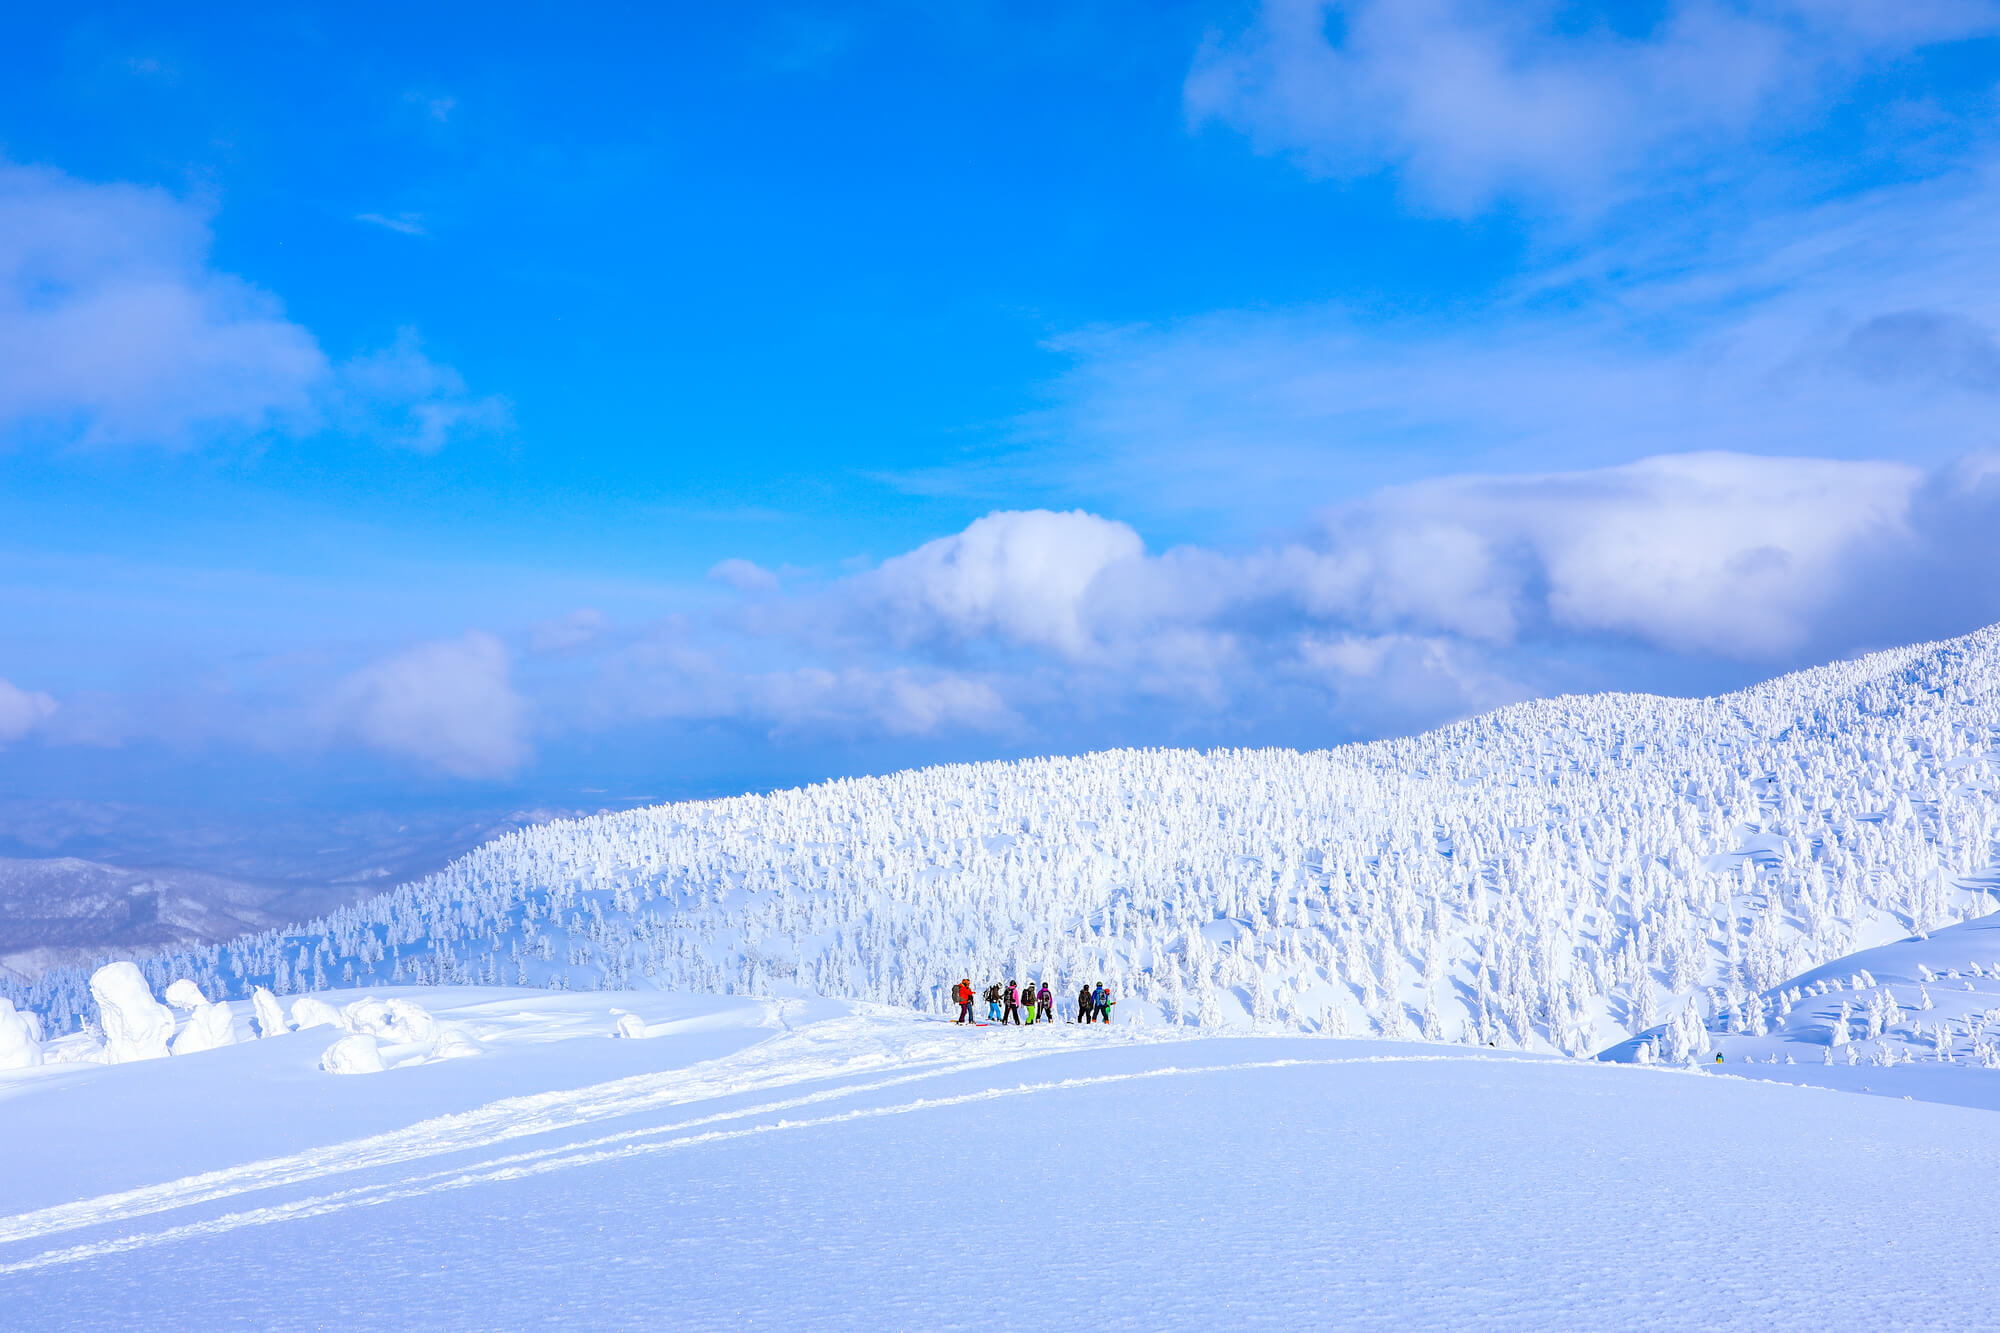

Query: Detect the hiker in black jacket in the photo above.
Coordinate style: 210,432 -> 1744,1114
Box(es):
1077,983 -> 1096,1023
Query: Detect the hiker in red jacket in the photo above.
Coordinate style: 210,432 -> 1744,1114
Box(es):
953,978 -> 974,1025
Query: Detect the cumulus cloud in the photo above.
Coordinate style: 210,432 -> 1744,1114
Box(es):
320,632 -> 529,779
0,678 -> 58,745
0,161 -> 502,452
1299,453 -> 1924,659
1187,0 -> 2000,213
863,509 -> 1145,657
801,453 -> 1992,711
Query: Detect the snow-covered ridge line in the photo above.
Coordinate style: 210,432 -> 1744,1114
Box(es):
8,622 -> 1999,1058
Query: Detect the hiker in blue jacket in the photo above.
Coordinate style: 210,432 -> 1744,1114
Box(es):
1093,983 -> 1113,1024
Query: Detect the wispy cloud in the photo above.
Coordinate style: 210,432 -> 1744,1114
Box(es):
355,211 -> 426,236
1187,0 -> 2000,216
0,161 -> 499,453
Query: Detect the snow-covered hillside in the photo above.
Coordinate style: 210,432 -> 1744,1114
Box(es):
9,624 -> 1998,1060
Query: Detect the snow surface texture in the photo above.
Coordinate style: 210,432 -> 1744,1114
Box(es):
6,989 -> 2000,1329
9,625 -> 1999,1067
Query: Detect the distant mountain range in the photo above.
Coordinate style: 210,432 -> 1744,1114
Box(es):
0,806 -> 599,981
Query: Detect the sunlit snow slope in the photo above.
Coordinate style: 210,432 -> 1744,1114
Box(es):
10,624 -> 1998,1058
6,993 -> 2000,1330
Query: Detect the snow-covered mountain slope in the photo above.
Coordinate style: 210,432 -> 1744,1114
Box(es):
9,624 -> 1999,1058
1602,906 -> 2000,1104
6,990 -> 2000,1330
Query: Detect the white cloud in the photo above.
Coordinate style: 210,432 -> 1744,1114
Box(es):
1187,0 -> 2000,214
1305,452 -> 1923,659
708,558 -> 782,594
320,632 -> 529,779
0,163 -> 326,447
0,678 -> 57,745
0,161 -> 502,452
864,509 -> 1145,657
816,453 -> 1981,688
329,329 -> 511,454
1029,160 -> 2000,537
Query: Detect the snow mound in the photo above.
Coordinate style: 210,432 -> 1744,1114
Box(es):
251,987 -> 290,1038
319,1033 -> 385,1075
289,995 -> 344,1031
163,979 -> 206,1010
88,962 -> 173,1064
0,996 -> 42,1070
611,1011 -> 647,1039
162,980 -> 238,1056
341,998 -> 437,1044
428,1028 -> 480,1060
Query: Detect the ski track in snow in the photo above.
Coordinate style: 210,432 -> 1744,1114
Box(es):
0,1038 -> 1479,1276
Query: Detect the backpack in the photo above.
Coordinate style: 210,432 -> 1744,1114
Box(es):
984,984 -> 1001,1004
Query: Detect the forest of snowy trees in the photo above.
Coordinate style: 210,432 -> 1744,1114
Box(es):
8,624 -> 1997,1058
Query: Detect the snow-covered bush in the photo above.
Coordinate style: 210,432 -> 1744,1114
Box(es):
341,998 -> 436,1044
89,962 -> 174,1063
320,1033 -> 386,1075
165,980 -> 239,1056
290,996 -> 344,1031
251,987 -> 290,1038
0,997 -> 42,1070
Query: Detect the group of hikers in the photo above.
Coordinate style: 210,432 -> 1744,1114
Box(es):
949,978 -> 1116,1026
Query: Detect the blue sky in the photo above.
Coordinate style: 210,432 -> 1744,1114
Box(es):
5,2 -> 2000,876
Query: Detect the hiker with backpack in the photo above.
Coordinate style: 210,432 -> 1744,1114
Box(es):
1003,981 -> 1022,1026
1093,983 -> 1113,1024
953,978 -> 974,1025
984,982 -> 1003,1023
1036,982 -> 1053,1023
1077,983 -> 1095,1023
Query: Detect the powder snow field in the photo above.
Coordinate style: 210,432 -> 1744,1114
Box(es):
6,987 -> 2000,1329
